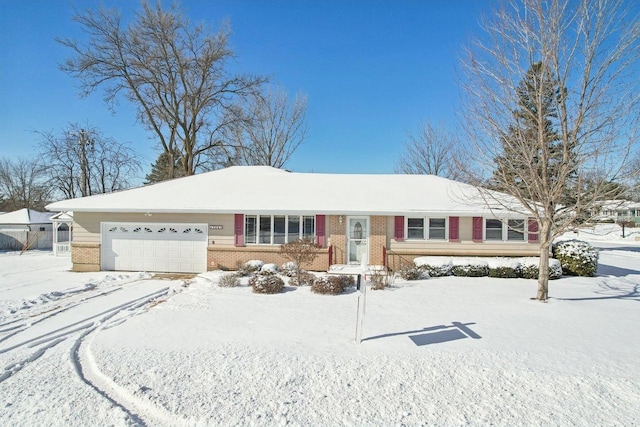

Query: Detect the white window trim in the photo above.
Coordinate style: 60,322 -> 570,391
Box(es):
483,217 -> 528,242
405,216 -> 449,241
245,214 -> 315,245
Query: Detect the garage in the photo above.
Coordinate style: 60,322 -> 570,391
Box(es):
101,222 -> 208,273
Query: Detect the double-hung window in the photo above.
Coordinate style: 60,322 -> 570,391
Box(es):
485,218 -> 526,241
406,217 -> 447,240
246,215 -> 315,245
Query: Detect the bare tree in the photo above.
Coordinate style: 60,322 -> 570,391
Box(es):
59,1 -> 265,178
37,124 -> 141,198
459,0 -> 640,301
0,158 -> 51,211
222,86 -> 308,168
395,121 -> 457,178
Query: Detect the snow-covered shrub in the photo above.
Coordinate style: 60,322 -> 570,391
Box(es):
336,274 -> 355,289
260,263 -> 279,274
450,258 -> 489,277
370,270 -> 396,290
218,273 -> 239,288
311,276 -> 345,295
236,259 -> 264,277
487,258 -> 520,278
249,273 -> 284,294
288,271 -> 315,286
552,240 -> 599,277
280,262 -> 298,277
413,256 -> 452,277
396,264 -> 424,280
519,258 -> 562,280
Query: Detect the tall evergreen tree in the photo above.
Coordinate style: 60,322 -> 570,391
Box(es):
145,149 -> 185,184
492,62 -> 572,205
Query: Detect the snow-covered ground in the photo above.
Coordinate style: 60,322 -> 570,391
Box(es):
1,224 -> 639,426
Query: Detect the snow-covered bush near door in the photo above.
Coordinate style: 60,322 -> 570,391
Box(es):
311,276 -> 346,295
396,263 -> 425,280
552,240 -> 599,277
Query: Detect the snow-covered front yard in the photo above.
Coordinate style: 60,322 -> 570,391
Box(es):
1,225 -> 639,426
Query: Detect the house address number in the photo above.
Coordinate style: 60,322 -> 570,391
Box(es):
209,225 -> 223,230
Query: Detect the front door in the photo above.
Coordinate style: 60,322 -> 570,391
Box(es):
347,217 -> 369,264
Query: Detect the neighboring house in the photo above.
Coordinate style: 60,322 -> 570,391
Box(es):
0,208 -> 55,251
46,166 -> 541,274
596,200 -> 640,225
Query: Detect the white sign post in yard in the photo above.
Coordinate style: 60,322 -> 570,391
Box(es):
355,254 -> 368,344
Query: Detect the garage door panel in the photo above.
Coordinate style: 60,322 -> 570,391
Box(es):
102,222 -> 207,273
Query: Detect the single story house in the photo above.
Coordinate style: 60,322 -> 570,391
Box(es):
46,166 -> 541,273
595,200 -> 640,225
0,208 -> 55,251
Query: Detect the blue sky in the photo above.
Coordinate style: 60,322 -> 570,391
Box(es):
0,0 -> 489,179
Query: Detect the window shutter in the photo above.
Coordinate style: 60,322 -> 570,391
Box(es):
234,214 -> 244,246
472,217 -> 483,242
394,216 -> 404,241
449,216 -> 459,242
528,218 -> 539,243
315,215 -> 326,246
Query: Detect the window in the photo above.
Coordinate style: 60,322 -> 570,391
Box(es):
407,217 -> 447,240
507,219 -> 525,241
485,219 -> 503,241
485,218 -> 527,241
429,218 -> 446,240
407,218 -> 424,239
245,215 -> 315,245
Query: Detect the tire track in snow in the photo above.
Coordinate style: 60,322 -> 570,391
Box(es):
72,286 -> 190,427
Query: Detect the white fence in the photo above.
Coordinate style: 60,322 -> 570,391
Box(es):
0,230 -> 70,252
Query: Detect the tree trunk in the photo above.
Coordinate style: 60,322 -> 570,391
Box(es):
537,247 -> 549,301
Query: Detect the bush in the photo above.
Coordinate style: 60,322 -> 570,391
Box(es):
260,263 -> 279,274
487,259 -> 520,278
370,269 -> 394,290
418,264 -> 452,277
281,262 -> 298,277
519,258 -> 562,280
396,264 -> 424,280
552,240 -> 599,277
288,271 -> 315,286
249,273 -> 284,294
218,272 -> 240,288
336,274 -> 355,288
236,259 -> 264,277
451,265 -> 488,277
311,276 -> 345,295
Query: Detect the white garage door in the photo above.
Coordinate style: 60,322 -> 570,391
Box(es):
101,222 -> 208,273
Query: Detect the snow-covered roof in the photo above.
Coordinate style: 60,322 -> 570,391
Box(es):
46,166 -> 528,216
0,208 -> 53,225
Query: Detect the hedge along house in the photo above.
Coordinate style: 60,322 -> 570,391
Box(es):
46,166 -> 541,274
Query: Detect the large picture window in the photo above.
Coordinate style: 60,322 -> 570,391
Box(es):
407,217 -> 447,240
246,215 -> 315,245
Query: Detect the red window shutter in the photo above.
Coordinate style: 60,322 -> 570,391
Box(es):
315,215 -> 326,246
394,216 -> 404,241
234,214 -> 244,246
472,217 -> 483,242
449,216 -> 459,242
528,218 -> 539,243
